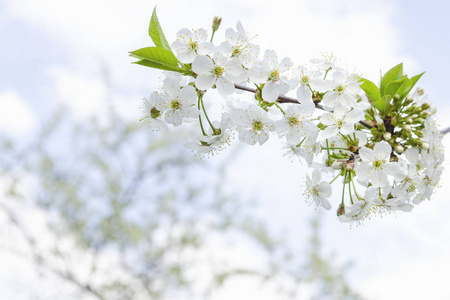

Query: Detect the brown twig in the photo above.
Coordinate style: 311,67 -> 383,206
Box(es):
234,84 -> 374,129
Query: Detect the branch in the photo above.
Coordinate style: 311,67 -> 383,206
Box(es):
234,84 -> 374,129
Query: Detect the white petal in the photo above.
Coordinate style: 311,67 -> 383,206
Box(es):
371,170 -> 388,188
216,77 -> 235,98
320,126 -> 339,140
312,169 -> 321,182
278,57 -> 293,73
318,181 -> 332,198
163,78 -> 180,98
192,56 -> 214,74
340,124 -> 354,135
359,147 -> 374,163
195,73 -> 216,90
264,50 -> 278,69
374,141 -> 392,161
178,49 -> 197,64
355,163 -> 372,182
179,85 -> 197,103
320,197 -> 332,210
197,42 -> 214,55
319,113 -> 336,126
297,85 -> 312,103
262,82 -> 280,102
249,66 -> 268,83
344,109 -> 364,123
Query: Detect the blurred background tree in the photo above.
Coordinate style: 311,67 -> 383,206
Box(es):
0,103 -> 363,299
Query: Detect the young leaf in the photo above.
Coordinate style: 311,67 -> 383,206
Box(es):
384,77 -> 408,97
396,78 -> 412,99
130,47 -> 180,71
132,59 -> 183,72
380,63 -> 403,96
359,78 -> 380,102
403,72 -> 425,96
375,95 -> 392,113
149,7 -> 174,54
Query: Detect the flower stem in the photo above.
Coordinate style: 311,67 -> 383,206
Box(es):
197,96 -> 207,136
329,172 -> 341,184
200,94 -> 217,134
274,102 -> 286,115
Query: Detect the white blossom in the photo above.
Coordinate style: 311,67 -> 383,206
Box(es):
232,104 -> 275,145
303,169 -> 332,210
154,78 -> 199,126
355,141 -> 399,188
249,50 -> 295,102
192,53 -> 243,98
172,28 -> 214,63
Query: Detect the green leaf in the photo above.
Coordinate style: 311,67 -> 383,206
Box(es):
396,78 -> 412,99
380,63 -> 403,95
375,95 -> 392,113
149,7 -> 173,54
359,78 -> 380,102
130,47 -> 180,72
384,77 -> 408,97
132,59 -> 183,72
401,72 -> 425,97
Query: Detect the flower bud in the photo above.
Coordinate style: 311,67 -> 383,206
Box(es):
383,132 -> 392,141
348,145 -> 358,153
421,102 -> 431,110
403,125 -> 411,132
404,96 -> 413,106
420,111 -> 430,118
406,118 -> 413,124
212,16 -> 222,32
391,117 -> 397,126
337,204 -> 346,216
415,130 -> 424,138
377,119 -> 384,128
395,145 -> 404,153
414,118 -> 424,125
150,107 -> 161,119
421,142 -> 430,150
332,161 -> 343,170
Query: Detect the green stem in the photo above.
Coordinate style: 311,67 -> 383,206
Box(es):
200,94 -> 217,134
210,31 -> 216,43
197,96 -> 207,136
342,172 -> 347,205
321,147 -> 348,150
348,172 -> 353,204
329,172 -> 341,184
274,102 -> 286,115
296,137 -> 307,148
351,177 -> 361,201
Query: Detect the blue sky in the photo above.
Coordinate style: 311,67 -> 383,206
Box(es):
1,0 -> 450,299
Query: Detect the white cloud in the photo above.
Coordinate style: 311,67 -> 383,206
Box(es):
0,90 -> 36,137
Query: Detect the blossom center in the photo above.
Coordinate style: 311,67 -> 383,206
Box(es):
213,66 -> 224,77
188,40 -> 198,50
269,69 -> 280,82
372,160 -> 383,169
335,84 -> 345,93
301,76 -> 309,84
252,120 -> 264,131
170,100 -> 181,111
232,48 -> 242,57
288,116 -> 300,126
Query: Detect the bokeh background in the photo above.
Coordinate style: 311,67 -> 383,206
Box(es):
1,0 -> 450,299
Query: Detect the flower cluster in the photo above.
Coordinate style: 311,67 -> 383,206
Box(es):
132,10 -> 444,224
